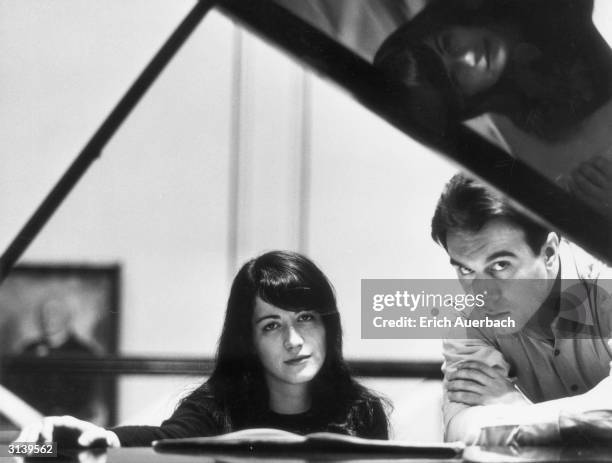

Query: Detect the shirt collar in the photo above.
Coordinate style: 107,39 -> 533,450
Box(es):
555,240 -> 596,327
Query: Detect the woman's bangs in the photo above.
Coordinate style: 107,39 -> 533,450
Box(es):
257,284 -> 336,315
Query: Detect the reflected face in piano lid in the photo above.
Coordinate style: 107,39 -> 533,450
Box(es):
425,25 -> 513,97
252,297 -> 326,388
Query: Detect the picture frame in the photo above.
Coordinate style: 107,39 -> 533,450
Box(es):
0,264 -> 120,426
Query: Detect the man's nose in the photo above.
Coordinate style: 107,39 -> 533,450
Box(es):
283,325 -> 304,350
472,277 -> 501,301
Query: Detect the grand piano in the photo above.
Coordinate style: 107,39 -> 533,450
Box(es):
1,1 -> 612,461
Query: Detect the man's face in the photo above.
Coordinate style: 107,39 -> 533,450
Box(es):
39,299 -> 71,338
446,218 -> 555,325
426,26 -> 510,97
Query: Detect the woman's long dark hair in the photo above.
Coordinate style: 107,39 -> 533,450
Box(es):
183,250 -> 388,436
375,0 -> 611,141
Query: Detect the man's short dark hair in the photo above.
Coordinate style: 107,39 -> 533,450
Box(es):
431,174 -> 551,255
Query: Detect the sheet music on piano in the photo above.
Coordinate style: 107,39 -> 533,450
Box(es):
153,428 -> 464,458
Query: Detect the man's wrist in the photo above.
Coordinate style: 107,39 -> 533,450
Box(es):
513,384 -> 532,404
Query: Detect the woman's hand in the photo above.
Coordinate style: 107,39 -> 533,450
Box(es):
16,415 -> 120,448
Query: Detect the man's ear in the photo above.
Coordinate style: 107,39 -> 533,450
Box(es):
540,232 -> 560,269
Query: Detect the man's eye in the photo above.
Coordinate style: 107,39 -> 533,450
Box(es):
490,261 -> 510,272
457,266 -> 474,276
297,313 -> 315,322
263,322 -> 280,332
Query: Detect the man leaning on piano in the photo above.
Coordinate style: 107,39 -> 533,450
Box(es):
431,174 -> 612,445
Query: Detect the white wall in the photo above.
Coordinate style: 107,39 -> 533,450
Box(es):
1,1 -> 460,434
1,1 -> 234,357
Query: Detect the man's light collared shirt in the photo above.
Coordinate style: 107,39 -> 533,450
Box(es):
442,241 -> 612,436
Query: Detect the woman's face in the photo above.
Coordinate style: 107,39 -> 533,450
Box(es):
426,26 -> 510,97
252,297 -> 326,389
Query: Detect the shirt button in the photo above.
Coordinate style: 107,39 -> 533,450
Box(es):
571,385 -> 579,392
554,349 -> 561,356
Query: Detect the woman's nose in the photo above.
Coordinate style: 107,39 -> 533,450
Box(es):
283,325 -> 304,350
454,49 -> 478,67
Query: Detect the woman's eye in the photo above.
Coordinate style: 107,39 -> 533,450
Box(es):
263,322 -> 280,332
297,313 -> 315,322
437,33 -> 450,54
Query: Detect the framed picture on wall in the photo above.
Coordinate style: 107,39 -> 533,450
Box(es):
0,264 -> 120,426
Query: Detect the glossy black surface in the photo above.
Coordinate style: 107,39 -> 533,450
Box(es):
217,0 -> 612,264
3,444 -> 612,463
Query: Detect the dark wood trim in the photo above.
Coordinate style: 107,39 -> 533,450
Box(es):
2,356 -> 442,379
348,360 -> 442,379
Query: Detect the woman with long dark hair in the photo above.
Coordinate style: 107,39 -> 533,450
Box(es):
17,251 -> 389,447
375,0 -> 612,218
374,0 -> 612,141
